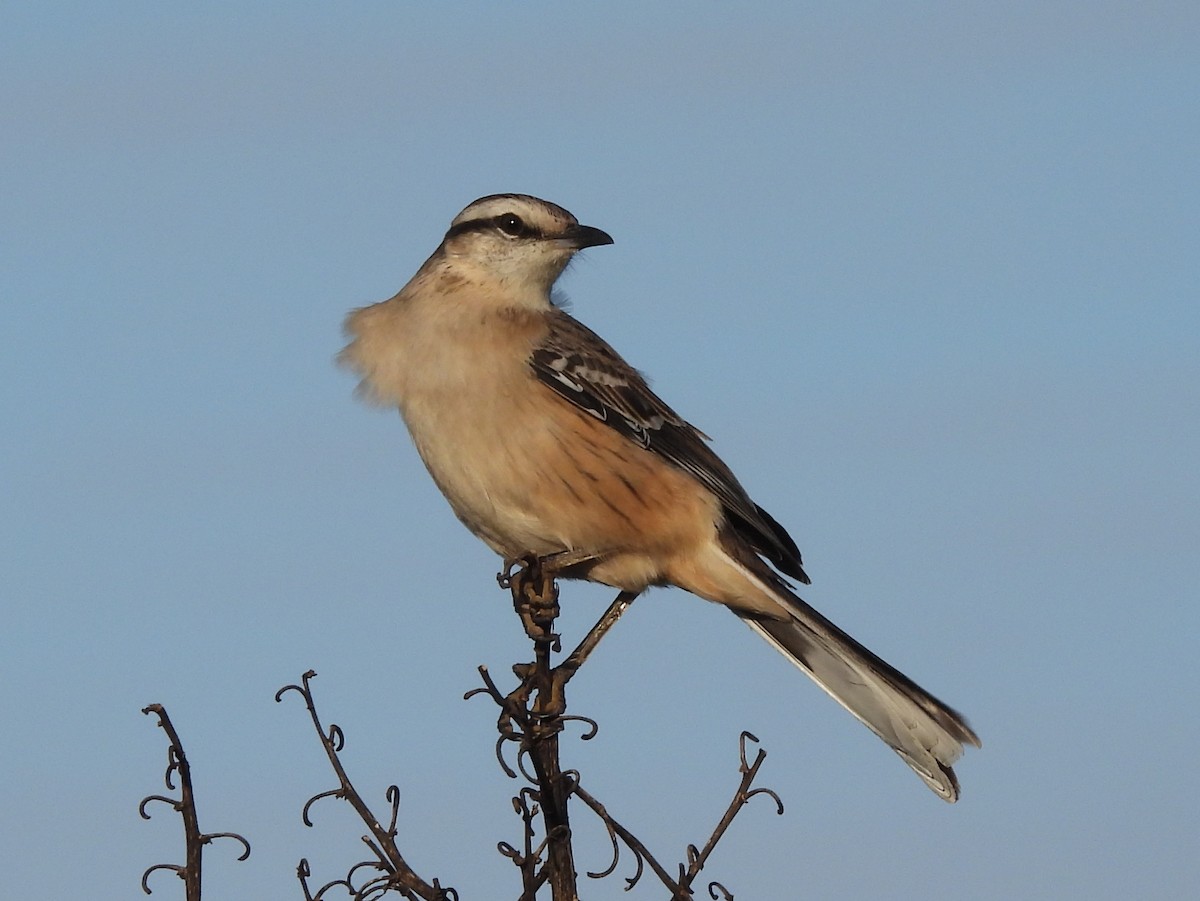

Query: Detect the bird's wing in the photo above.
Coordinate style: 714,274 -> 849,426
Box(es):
530,312 -> 810,583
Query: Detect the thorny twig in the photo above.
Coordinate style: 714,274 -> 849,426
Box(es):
574,732 -> 784,898
684,731 -> 785,887
276,671 -> 457,901
469,557 -> 785,898
138,564 -> 783,899
139,704 -> 251,899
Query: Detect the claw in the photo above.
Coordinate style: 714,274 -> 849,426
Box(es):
502,554 -> 562,645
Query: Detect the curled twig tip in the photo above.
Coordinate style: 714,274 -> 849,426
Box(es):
745,786 -> 785,815
140,862 -> 184,894
138,794 -> 178,819
202,831 -> 252,861
560,713 -> 599,740
274,683 -> 303,704
301,788 -> 343,827
738,731 -> 763,771
493,734 -> 518,778
385,784 -> 402,834
514,745 -> 539,783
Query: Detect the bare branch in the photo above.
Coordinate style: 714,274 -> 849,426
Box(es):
138,563 -> 787,900
276,671 -> 457,901
573,782 -> 671,892
139,704 -> 251,899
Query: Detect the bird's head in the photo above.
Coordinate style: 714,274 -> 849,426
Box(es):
435,194 -> 613,302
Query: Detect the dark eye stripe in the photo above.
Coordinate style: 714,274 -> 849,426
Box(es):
444,214 -> 544,241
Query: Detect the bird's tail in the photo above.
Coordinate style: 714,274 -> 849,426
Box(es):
668,535 -> 980,800
695,540 -> 980,801
741,605 -> 980,800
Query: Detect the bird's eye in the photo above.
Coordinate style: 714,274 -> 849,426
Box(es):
497,214 -> 525,236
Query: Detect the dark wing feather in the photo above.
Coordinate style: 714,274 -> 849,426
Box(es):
531,312 -> 810,584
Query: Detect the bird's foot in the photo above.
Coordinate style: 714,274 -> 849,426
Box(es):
499,554 -> 561,646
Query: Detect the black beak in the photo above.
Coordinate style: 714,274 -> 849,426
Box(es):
562,223 -> 614,249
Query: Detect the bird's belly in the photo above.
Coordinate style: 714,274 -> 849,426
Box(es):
401,383 -> 556,557
400,380 -> 719,586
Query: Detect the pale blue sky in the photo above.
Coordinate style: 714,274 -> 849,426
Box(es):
3,3 -> 1198,898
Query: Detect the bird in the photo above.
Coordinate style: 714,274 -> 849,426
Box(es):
341,193 -> 980,801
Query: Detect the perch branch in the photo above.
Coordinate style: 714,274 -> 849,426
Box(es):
472,556 -> 642,899
473,558 -> 787,899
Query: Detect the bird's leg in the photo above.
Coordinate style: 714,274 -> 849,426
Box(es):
555,590 -> 640,688
538,547 -> 609,576
533,591 -> 640,720
498,554 -> 564,735
498,555 -> 635,718
499,547 -> 610,642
